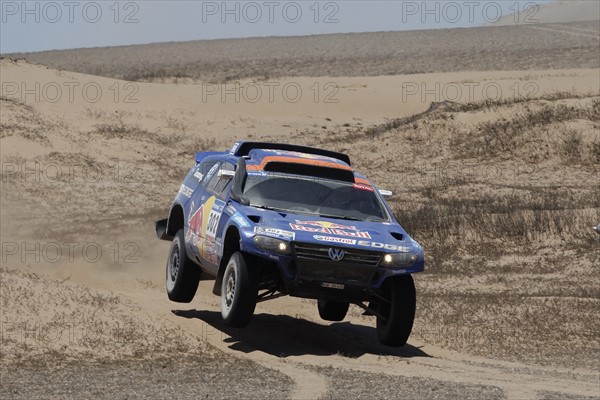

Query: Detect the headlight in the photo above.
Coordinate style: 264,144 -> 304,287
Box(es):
382,252 -> 418,268
253,235 -> 292,255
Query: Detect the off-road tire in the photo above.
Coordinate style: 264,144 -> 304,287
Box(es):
376,275 -> 416,347
166,229 -> 201,303
221,252 -> 259,327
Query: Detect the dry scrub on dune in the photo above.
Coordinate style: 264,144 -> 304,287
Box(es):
0,267 -> 204,363
454,100 -> 600,162
0,96 -> 56,144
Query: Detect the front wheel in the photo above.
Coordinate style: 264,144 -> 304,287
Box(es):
376,275 -> 416,347
221,252 -> 259,328
166,229 -> 200,303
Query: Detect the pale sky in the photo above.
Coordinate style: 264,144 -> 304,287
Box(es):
1,1 -> 554,53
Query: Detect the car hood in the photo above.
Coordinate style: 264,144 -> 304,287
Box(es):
243,207 -> 421,253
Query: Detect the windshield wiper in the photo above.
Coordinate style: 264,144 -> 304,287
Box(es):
318,213 -> 362,221
250,204 -> 290,213
251,204 -> 320,217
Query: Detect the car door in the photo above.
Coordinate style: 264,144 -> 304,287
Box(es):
185,161 -> 220,264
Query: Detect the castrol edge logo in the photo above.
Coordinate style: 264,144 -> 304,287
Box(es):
289,220 -> 371,239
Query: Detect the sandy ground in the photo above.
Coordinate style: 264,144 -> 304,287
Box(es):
1,34 -> 599,400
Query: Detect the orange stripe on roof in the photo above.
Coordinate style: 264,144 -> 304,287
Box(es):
354,177 -> 371,185
246,156 -> 353,171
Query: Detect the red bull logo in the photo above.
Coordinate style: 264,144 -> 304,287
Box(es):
295,220 -> 357,230
289,220 -> 371,239
186,202 -> 204,246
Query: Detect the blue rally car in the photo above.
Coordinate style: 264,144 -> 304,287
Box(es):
156,141 -> 424,346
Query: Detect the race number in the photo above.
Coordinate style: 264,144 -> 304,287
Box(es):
206,210 -> 221,239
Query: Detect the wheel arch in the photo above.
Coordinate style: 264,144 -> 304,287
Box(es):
167,203 -> 185,237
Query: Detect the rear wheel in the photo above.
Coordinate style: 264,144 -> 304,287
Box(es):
317,300 -> 350,321
221,252 -> 259,327
166,229 -> 200,303
376,275 -> 416,347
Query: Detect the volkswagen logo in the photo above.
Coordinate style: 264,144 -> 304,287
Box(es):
328,248 -> 345,261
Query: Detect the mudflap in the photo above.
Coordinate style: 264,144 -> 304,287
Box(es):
155,219 -> 173,241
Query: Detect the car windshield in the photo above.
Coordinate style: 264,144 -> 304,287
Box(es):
242,172 -> 388,222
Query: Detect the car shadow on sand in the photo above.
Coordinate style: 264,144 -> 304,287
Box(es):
172,309 -> 430,359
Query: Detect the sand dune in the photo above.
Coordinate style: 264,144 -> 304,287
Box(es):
5,20 -> 599,83
2,57 -> 597,146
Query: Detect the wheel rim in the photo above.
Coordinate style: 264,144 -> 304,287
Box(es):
169,244 -> 180,284
224,267 -> 236,311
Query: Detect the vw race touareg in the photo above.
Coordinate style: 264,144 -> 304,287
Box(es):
156,141 -> 424,346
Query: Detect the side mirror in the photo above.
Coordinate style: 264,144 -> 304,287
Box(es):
379,189 -> 393,197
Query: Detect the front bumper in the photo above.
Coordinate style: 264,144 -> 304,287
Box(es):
245,239 -> 424,302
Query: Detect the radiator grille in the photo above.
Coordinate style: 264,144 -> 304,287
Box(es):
293,242 -> 382,267
292,242 -> 382,285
